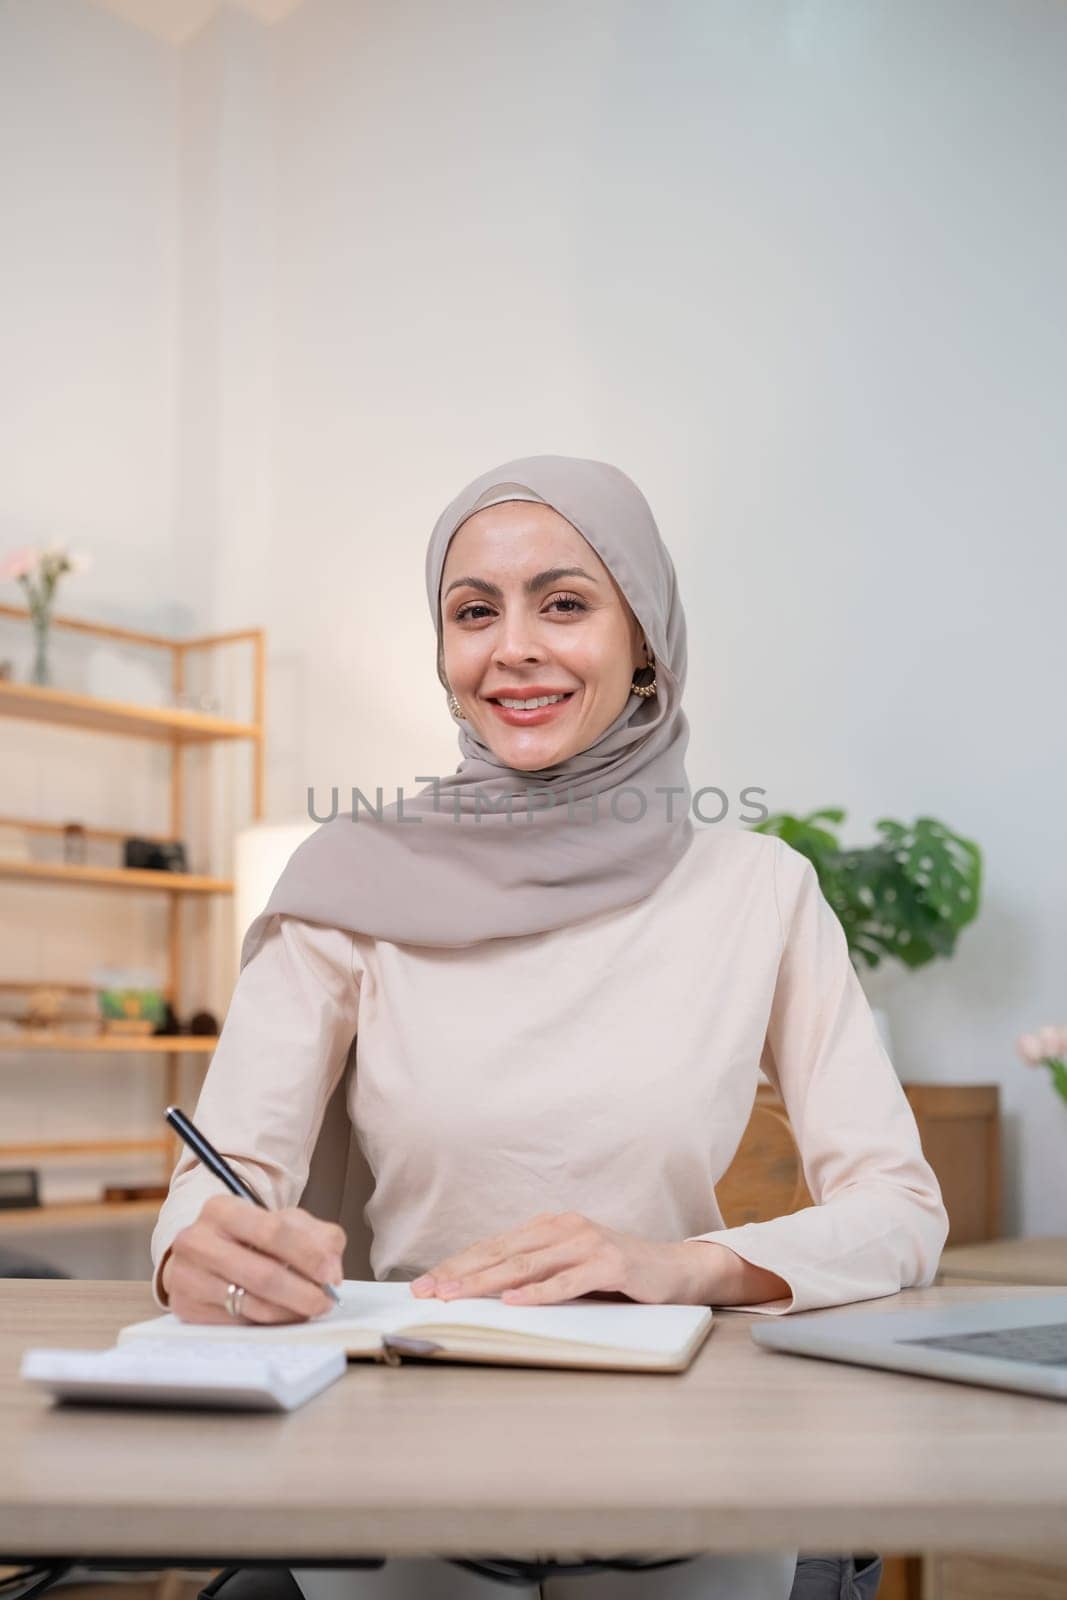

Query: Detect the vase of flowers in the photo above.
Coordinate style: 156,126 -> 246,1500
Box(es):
0,544 -> 90,687
1017,1026 -> 1067,1108
31,609 -> 51,687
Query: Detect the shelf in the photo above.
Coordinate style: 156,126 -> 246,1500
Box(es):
0,813 -> 177,847
0,860 -> 233,893
0,1032 -> 218,1054
0,679 -> 260,744
0,1137 -> 168,1160
0,1198 -> 161,1234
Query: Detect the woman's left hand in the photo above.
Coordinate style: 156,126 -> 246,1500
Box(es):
409,1211 -> 714,1306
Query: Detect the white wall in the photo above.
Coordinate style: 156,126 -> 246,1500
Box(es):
259,0 -> 1067,1234
0,0 -> 185,1275
3,0 -> 1065,1270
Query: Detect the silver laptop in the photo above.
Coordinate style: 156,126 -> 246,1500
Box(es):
750,1292 -> 1067,1400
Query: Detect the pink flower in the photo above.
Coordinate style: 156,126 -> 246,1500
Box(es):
0,546 -> 40,582
1038,1024 -> 1067,1059
1017,1026 -> 1067,1065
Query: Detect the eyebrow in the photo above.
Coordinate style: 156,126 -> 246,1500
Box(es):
444,566 -> 600,601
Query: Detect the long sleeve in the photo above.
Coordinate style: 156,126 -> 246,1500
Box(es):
149,914 -> 361,1307
687,838 -> 950,1315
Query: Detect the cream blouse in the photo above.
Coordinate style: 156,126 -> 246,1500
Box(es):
150,827 -> 949,1313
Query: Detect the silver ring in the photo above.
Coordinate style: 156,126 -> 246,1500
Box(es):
225,1282 -> 246,1320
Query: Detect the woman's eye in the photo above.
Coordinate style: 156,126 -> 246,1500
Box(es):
453,594 -> 587,623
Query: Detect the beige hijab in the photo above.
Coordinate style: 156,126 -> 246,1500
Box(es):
240,454 -> 693,964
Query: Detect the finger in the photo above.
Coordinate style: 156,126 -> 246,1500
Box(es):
180,1229 -> 336,1319
436,1241 -> 585,1301
238,1205 -> 346,1285
166,1260 -> 304,1325
209,1200 -> 345,1289
420,1232 -> 528,1285
413,1213 -> 564,1295
500,1263 -> 605,1305
183,1288 -> 304,1325
202,1195 -> 346,1285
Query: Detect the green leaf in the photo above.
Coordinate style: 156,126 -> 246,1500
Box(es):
750,807 -> 984,976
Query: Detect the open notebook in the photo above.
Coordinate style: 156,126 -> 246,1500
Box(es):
121,1279 -> 714,1373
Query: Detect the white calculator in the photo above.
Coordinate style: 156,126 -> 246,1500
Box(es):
21,1340 -> 348,1412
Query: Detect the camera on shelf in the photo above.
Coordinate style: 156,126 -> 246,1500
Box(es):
122,837 -> 189,873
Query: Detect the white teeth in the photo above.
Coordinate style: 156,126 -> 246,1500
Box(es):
497,693 -> 567,710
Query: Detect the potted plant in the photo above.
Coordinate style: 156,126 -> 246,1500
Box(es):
749,808 -> 983,1062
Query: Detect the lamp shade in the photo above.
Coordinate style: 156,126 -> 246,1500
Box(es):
234,820 -> 317,971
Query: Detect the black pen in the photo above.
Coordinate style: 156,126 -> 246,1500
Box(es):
164,1105 -> 342,1307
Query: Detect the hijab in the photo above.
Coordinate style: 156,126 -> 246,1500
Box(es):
239,454 -> 693,962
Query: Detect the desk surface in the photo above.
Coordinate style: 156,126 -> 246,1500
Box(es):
2,1281 -> 1067,1564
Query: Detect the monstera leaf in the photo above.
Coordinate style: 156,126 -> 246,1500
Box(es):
752,809 -> 982,973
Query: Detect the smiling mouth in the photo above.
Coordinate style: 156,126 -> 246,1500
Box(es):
486,692 -> 576,720
489,692 -> 573,708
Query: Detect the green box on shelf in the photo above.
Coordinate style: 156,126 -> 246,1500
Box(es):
96,988 -> 166,1025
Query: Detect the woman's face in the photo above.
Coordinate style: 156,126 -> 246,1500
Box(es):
440,501 -> 649,772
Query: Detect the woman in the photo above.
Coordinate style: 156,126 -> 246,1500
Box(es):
152,455 -> 948,1599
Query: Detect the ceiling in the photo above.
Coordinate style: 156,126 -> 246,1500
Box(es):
85,0 -> 307,44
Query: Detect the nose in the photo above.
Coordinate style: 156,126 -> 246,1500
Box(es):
492,609 -> 549,667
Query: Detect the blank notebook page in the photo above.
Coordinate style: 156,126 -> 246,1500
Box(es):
130,1280 -> 711,1357
294,1281 -> 709,1355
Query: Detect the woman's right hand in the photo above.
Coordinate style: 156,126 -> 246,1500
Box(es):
161,1194 -> 346,1324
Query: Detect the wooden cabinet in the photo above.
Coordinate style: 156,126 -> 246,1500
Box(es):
718,1080 -> 1000,1241
899,1086 -> 1000,1245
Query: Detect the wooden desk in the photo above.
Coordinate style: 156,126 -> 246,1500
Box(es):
2,1281 -> 1066,1568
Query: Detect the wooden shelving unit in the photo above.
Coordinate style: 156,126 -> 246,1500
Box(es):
0,603 -> 265,1235
0,860 -> 234,894
0,1033 -> 218,1054
0,679 -> 260,743
0,1138 -> 169,1161
0,1198 -> 163,1235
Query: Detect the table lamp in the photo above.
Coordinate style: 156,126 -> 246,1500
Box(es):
233,820 -> 317,971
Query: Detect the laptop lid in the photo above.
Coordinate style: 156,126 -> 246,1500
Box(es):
750,1292 -> 1067,1401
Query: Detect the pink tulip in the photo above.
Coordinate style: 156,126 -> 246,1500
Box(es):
1038,1024 -> 1067,1059
1017,1026 -> 1067,1065
0,546 -> 39,582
